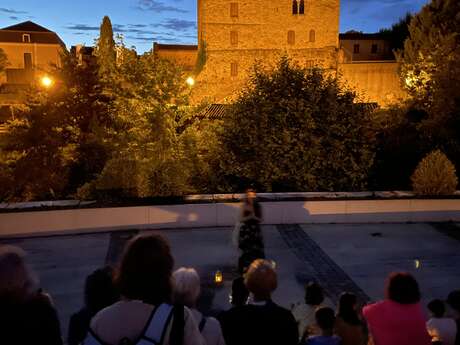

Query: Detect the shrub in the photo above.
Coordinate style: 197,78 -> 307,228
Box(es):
411,150 -> 458,195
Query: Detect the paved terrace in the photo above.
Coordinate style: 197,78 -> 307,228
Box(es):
1,223 -> 460,340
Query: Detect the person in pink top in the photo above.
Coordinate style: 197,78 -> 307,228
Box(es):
363,272 -> 431,345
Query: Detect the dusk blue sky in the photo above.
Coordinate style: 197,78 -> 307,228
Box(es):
1,0 -> 429,53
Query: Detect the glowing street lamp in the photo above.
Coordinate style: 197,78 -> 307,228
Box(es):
41,76 -> 54,88
186,76 -> 195,87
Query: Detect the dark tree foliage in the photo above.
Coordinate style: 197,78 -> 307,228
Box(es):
400,0 -> 460,170
97,16 -> 117,79
379,13 -> 413,51
370,105 -> 432,190
215,57 -> 376,192
0,53 -> 112,201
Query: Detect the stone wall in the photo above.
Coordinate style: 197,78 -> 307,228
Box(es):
338,61 -> 406,106
194,0 -> 340,104
153,44 -> 198,72
192,47 -> 338,103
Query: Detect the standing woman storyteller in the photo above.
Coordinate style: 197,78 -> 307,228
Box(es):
237,189 -> 265,273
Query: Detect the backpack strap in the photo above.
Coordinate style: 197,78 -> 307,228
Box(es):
198,316 -> 207,333
137,304 -> 174,345
170,305 -> 184,345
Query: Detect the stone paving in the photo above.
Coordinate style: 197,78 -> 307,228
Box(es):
1,223 -> 460,343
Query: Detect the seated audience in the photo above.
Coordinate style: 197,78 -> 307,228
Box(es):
303,307 -> 341,345
68,266 -> 119,345
0,245 -> 63,345
335,292 -> 367,345
292,281 -> 329,340
172,267 -> 225,345
446,290 -> 460,345
217,277 -> 250,345
84,234 -> 204,345
243,259 -> 298,345
363,272 -> 431,345
426,299 -> 457,345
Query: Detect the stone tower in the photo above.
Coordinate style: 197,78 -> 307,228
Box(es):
193,0 -> 341,103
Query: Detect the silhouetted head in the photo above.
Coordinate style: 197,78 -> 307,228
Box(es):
385,272 -> 421,305
85,266 -> 119,314
0,245 -> 37,302
245,259 -> 277,301
427,299 -> 445,318
305,282 -> 325,306
116,234 -> 174,305
245,188 -> 257,202
447,290 -> 460,312
338,292 -> 361,325
230,277 -> 249,306
315,307 -> 336,331
172,267 -> 201,308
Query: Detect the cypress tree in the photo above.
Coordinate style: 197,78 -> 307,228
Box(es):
97,16 -> 116,78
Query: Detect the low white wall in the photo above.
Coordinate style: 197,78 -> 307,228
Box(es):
0,199 -> 459,237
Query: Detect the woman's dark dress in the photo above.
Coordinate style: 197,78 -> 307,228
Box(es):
238,200 -> 265,273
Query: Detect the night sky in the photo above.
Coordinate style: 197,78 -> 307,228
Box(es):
1,0 -> 429,53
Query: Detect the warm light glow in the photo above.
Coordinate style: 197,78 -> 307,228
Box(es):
41,76 -> 53,88
186,76 -> 195,87
215,270 -> 223,284
415,259 -> 421,269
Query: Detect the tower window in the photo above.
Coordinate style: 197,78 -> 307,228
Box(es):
309,29 -> 316,43
231,62 -> 238,77
230,3 -> 239,18
288,30 -> 295,45
22,34 -> 31,43
230,31 -> 238,46
371,44 -> 378,54
354,44 -> 360,54
292,0 -> 298,15
299,0 -> 305,14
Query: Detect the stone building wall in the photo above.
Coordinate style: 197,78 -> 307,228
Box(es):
153,43 -> 198,71
193,0 -> 340,104
339,61 -> 406,106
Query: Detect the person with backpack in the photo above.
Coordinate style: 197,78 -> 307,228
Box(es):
172,267 -> 225,345
83,234 -> 205,345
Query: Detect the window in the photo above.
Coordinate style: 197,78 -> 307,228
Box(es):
231,62 -> 238,77
230,31 -> 238,46
24,53 -> 32,69
288,30 -> 295,45
230,3 -> 238,18
309,29 -> 316,43
299,0 -> 305,14
22,34 -> 31,43
371,44 -> 378,54
292,0 -> 298,15
353,44 -> 360,54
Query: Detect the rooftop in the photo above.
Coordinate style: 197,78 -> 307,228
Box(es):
0,21 -> 65,46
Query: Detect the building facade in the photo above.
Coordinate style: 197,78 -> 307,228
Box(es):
0,21 -> 64,86
193,0 -> 340,103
